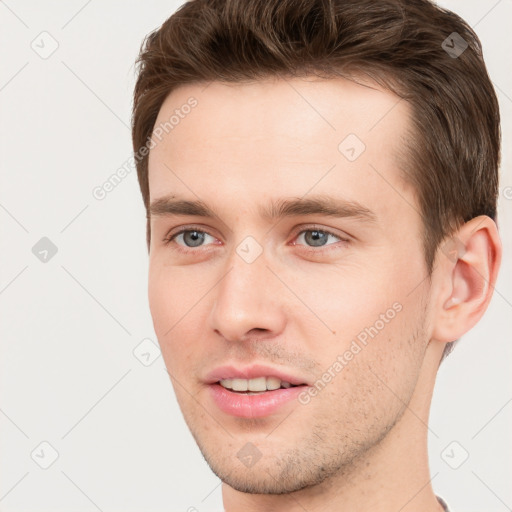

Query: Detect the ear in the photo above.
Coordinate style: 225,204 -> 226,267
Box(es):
432,215 -> 502,343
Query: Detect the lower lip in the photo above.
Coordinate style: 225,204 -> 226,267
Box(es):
208,383 -> 307,418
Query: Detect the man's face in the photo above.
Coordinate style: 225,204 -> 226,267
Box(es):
147,77 -> 434,493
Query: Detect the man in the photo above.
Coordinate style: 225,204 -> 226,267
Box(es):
131,0 -> 502,510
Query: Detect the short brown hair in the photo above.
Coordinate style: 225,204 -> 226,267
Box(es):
131,0 -> 500,361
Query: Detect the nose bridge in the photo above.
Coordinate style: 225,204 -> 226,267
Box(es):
209,241 -> 285,343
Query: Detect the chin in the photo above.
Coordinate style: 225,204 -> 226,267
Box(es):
197,441 -> 335,496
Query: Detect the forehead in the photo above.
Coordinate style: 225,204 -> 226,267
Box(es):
147,77 -> 415,223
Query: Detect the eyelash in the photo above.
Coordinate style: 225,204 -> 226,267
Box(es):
162,225 -> 350,255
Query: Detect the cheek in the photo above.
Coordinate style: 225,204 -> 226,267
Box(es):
294,256 -> 427,391
313,313 -> 425,434
148,263 -> 209,371
282,255 -> 411,342
148,262 -> 196,333
147,270 -> 170,338
148,266 -> 183,364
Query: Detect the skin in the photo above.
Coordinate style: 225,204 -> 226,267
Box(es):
146,77 -> 501,512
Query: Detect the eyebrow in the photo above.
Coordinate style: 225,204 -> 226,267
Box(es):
149,194 -> 377,224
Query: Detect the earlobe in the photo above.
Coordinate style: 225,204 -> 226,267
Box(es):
433,215 -> 502,343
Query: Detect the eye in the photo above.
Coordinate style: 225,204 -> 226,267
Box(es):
164,228 -> 217,250
293,227 -> 348,249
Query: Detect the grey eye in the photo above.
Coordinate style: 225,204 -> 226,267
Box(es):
298,229 -> 340,247
304,230 -> 328,246
176,230 -> 214,247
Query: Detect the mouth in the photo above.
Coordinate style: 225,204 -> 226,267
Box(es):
203,366 -> 310,418
207,381 -> 308,418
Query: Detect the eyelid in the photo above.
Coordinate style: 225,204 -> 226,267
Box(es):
289,224 -> 351,243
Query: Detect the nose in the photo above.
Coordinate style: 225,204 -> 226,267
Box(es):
208,245 -> 286,343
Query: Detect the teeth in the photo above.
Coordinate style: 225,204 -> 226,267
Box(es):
248,377 -> 266,392
266,376 -> 281,390
219,377 -> 296,391
220,378 -> 232,389
232,379 -> 248,391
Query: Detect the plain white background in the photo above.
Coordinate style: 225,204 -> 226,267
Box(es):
0,1 -> 510,511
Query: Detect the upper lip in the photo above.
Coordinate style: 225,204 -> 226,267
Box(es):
203,364 -> 310,386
